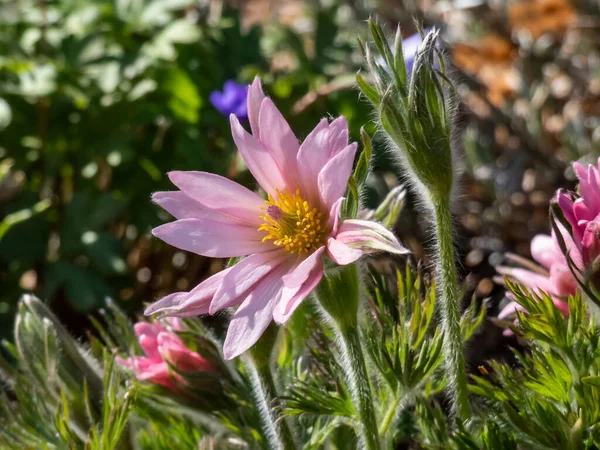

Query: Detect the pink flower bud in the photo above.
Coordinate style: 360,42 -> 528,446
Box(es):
582,219 -> 600,266
118,321 -> 215,392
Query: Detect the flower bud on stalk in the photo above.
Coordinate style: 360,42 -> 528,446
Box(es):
117,320 -> 217,393
358,22 -> 457,204
358,19 -> 470,421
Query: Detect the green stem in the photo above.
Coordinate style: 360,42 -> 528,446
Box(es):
316,265 -> 380,450
338,325 -> 380,450
379,388 -> 415,446
244,327 -> 297,450
379,394 -> 400,437
432,194 -> 471,422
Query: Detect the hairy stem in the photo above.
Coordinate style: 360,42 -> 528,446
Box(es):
432,194 -> 471,422
379,387 -> 414,436
379,394 -> 400,437
244,327 -> 297,450
338,325 -> 380,450
316,265 -> 380,450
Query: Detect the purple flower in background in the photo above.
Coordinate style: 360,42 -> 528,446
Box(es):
209,80 -> 248,121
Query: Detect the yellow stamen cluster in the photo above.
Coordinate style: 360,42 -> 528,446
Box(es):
259,189 -> 327,254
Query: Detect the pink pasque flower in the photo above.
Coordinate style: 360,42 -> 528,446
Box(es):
145,77 -> 408,359
495,159 -> 600,328
558,158 -> 600,268
496,231 -> 576,323
117,321 -> 215,391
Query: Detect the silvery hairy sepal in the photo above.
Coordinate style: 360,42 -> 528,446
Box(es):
357,21 -> 456,203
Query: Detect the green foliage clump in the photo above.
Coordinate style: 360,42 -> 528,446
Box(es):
2,264 -> 600,449
468,283 -> 600,449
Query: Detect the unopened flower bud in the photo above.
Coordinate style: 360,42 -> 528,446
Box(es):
358,21 -> 457,202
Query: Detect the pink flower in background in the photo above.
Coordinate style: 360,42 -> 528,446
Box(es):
558,158 -> 600,268
494,159 -> 600,326
146,77 -> 409,359
496,232 -> 575,324
117,321 -> 215,391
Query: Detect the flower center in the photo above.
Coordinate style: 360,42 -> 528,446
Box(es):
258,189 -> 327,254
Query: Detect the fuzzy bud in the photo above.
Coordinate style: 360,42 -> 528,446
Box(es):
358,20 -> 456,202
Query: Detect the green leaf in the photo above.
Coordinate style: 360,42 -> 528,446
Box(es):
342,176 -> 359,219
353,127 -> 372,189
356,71 -> 381,105
163,68 -> 202,123
582,376 -> 600,387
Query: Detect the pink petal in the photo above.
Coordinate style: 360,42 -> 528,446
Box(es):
574,162 -> 600,213
156,331 -> 182,348
135,362 -> 178,390
145,293 -> 205,317
258,98 -> 299,183
275,261 -> 323,324
573,161 -> 588,184
328,197 -> 344,234
530,234 -> 563,270
165,317 -> 183,331
334,219 -> 410,256
157,332 -> 214,372
135,361 -> 169,380
496,266 -> 556,295
554,299 -> 570,317
588,165 -> 600,211
317,143 -> 357,209
129,357 -> 154,373
168,171 -> 263,226
134,322 -> 164,340
152,218 -> 271,258
498,300 -> 525,320
230,114 -> 288,196
210,250 -> 288,314
139,334 -> 162,361
152,191 -> 247,224
164,306 -> 216,318
152,191 -> 207,220
144,268 -> 231,316
248,77 -> 266,136
557,191 -> 575,222
115,356 -> 135,369
327,237 -> 363,265
553,222 -> 583,269
282,247 -> 325,289
296,118 -> 331,200
582,220 -> 600,265
328,116 -> 349,156
222,265 -> 289,360
557,191 -> 582,243
573,198 -> 594,222
549,263 -> 577,297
